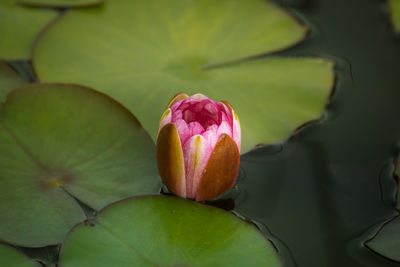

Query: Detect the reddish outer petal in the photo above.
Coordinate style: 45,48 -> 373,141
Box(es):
218,102 -> 233,126
195,134 -> 240,201
156,123 -> 186,198
167,93 -> 189,108
220,101 -> 233,120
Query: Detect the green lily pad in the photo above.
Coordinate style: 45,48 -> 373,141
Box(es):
18,0 -> 103,8
0,243 -> 40,267
389,0 -> 400,32
0,83 -> 159,247
0,0 -> 58,60
0,61 -> 26,101
365,216 -> 400,262
33,0 -> 335,153
59,196 -> 281,266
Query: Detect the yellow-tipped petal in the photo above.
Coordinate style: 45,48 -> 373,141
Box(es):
220,100 -> 233,114
158,108 -> 171,134
167,93 -> 189,108
220,101 -> 241,151
183,134 -> 212,199
195,134 -> 240,201
156,123 -> 186,197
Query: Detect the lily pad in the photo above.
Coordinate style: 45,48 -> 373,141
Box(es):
0,83 -> 159,247
365,216 -> 400,262
0,0 -> 58,60
389,0 -> 400,32
59,196 -> 281,266
33,0 -> 335,153
0,61 -> 26,101
0,243 -> 40,267
19,0 -> 103,8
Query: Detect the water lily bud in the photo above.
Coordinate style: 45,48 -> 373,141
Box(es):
156,93 -> 241,201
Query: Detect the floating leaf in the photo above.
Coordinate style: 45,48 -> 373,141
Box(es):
365,216 -> 400,262
0,61 -> 26,101
0,83 -> 159,247
0,0 -> 58,60
19,0 -> 103,8
59,196 -> 281,266
33,0 -> 335,153
389,0 -> 400,32
0,243 -> 40,267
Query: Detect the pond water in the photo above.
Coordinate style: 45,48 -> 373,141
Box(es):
10,0 -> 400,266
234,0 -> 400,266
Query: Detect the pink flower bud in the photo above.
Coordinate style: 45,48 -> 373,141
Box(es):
156,93 -> 241,201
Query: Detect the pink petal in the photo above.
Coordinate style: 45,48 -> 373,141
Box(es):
182,100 -> 203,122
203,102 -> 218,115
231,109 -> 241,152
170,99 -> 186,112
167,93 -> 189,109
217,120 -> 232,138
182,135 -> 213,199
174,119 -> 190,145
187,121 -> 205,136
201,124 -> 218,148
171,109 -> 183,122
182,108 -> 198,123
218,102 -> 233,126
180,99 -> 221,129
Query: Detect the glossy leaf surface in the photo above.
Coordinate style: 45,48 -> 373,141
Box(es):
0,83 -> 159,247
33,0 -> 335,153
60,196 -> 281,267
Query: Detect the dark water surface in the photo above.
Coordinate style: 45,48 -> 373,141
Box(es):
8,0 -> 400,266
234,0 -> 400,266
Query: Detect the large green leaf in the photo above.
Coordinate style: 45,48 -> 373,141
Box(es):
59,196 -> 281,266
0,243 -> 40,267
0,83 -> 159,247
365,216 -> 400,262
33,0 -> 335,153
389,0 -> 400,32
19,0 -> 103,8
0,0 -> 58,60
0,61 -> 26,101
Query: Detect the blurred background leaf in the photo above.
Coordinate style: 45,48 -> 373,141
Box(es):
0,0 -> 58,60
0,61 -> 26,101
389,0 -> 400,32
0,243 -> 40,267
18,0 -> 103,8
